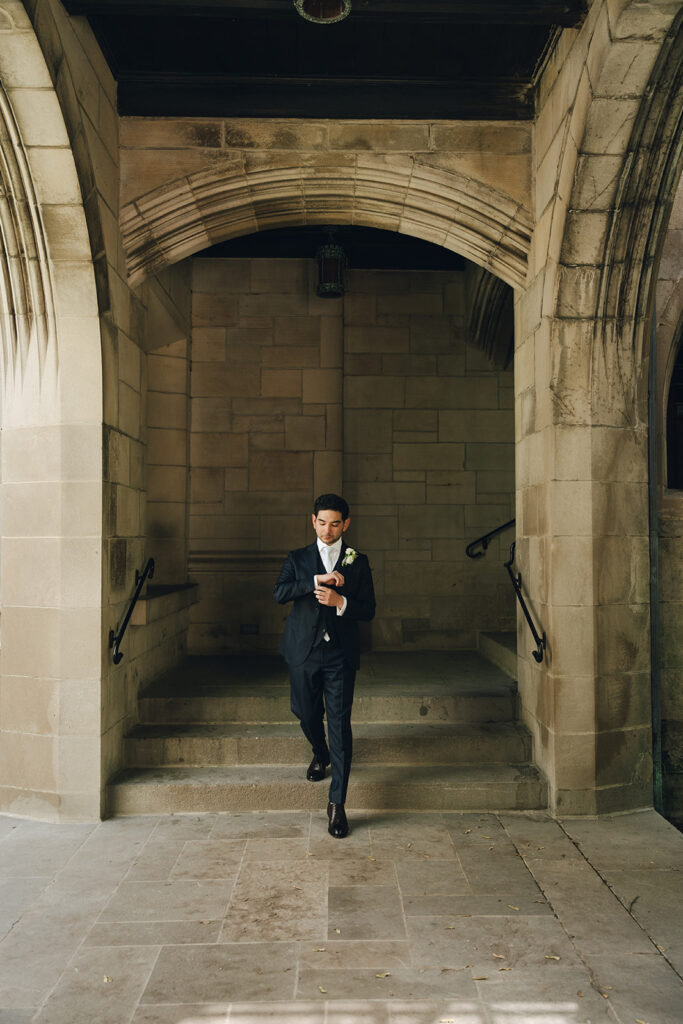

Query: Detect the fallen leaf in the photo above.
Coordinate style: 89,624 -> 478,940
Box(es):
334,928 -> 341,934
577,991 -> 583,998
544,955 -> 560,960
492,954 -> 505,959
656,945 -> 666,952
368,857 -> 376,862
635,1019 -> 650,1024
440,1019 -> 455,1023
306,851 -> 313,857
488,846 -> 494,851
375,972 -> 391,978
473,976 -> 488,981
406,842 -> 413,849
312,948 -> 326,952
444,926 -> 455,930
482,835 -> 492,839
498,967 -> 513,972
293,886 -> 303,890
534,900 -> 545,904
103,976 -> 113,984
507,905 -> 519,911
601,993 -> 609,999
464,829 -> 472,834
422,853 -> 430,859
199,920 -> 211,924
318,986 -> 327,994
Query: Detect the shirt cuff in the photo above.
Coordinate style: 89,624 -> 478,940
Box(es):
336,596 -> 347,616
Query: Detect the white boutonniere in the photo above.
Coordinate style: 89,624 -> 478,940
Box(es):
341,547 -> 358,567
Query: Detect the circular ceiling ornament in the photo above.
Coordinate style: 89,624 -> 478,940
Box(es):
293,0 -> 352,25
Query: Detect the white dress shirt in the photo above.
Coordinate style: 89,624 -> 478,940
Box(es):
315,538 -> 347,617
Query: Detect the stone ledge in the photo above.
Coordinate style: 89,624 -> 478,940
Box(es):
130,582 -> 198,626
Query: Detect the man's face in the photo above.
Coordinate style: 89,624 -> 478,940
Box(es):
312,509 -> 350,546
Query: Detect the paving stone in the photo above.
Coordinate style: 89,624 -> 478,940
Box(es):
297,966 -> 477,1001
99,879 -> 234,922
0,826 -> 92,877
472,969 -> 614,1021
221,861 -> 327,942
31,946 -> 158,1024
525,858 -> 654,956
131,1006 -> 229,1024
299,940 -> 412,970
140,943 -> 299,1004
229,1002 -> 326,1024
150,815 -> 218,841
406,913 -> 580,971
328,885 -> 406,941
84,919 -> 222,946
402,890 -> 552,917
124,841 -> 187,881
388,1000 -> 486,1024
0,878 -> 50,939
169,839 -> 245,879
242,838 -> 311,861
328,859 -> 397,886
564,810 -> 683,868
588,952 -> 683,1024
456,847 -> 544,896
395,859 -> 470,895
604,868 -> 683,971
210,811 -> 310,840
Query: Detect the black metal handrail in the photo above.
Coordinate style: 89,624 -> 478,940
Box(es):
504,542 -> 546,664
466,518 -> 515,559
109,558 -> 155,665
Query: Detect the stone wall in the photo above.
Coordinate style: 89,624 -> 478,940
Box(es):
188,258 -> 515,654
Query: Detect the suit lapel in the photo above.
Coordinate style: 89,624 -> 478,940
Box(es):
305,541 -> 323,576
334,542 -> 346,572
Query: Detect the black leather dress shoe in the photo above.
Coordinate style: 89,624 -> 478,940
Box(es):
327,802 -> 349,839
306,757 -> 329,782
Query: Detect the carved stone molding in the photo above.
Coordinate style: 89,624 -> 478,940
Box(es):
121,155 -> 533,290
0,84 -> 56,393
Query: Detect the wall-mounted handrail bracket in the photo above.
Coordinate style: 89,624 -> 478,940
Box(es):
504,542 -> 546,663
466,518 -> 515,559
109,557 -> 155,665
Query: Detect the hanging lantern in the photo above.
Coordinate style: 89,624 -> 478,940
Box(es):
294,0 -> 352,25
316,232 -> 347,298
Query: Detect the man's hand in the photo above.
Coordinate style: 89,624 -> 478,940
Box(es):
314,582 -> 344,608
317,570 -> 344,588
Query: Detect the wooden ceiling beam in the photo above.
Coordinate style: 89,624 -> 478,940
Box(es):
63,0 -> 587,27
117,73 -> 535,119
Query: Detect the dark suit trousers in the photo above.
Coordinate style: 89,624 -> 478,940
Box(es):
289,639 -> 356,805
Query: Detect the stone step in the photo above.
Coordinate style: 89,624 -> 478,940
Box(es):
137,651 -> 519,726
107,763 -> 548,816
123,721 -> 532,767
479,631 -> 517,680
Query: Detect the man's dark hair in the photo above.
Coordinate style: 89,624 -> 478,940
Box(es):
313,493 -> 349,520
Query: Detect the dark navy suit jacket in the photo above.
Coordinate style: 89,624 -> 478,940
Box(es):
273,541 -> 376,670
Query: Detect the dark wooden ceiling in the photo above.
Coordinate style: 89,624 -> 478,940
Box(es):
62,0 -> 587,119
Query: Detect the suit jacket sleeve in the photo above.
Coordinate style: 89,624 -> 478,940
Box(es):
341,554 -> 376,623
273,551 -> 314,605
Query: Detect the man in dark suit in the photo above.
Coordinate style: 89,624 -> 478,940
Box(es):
273,494 -> 376,838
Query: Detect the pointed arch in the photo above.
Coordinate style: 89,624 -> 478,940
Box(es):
121,155 -> 533,290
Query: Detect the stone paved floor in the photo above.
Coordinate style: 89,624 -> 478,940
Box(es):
0,808 -> 681,1024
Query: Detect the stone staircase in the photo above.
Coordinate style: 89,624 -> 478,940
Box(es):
108,647 -> 547,815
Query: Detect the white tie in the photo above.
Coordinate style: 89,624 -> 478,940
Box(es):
323,546 -> 335,573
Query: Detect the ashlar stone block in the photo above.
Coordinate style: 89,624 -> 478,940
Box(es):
249,450 -> 312,492
394,443 -> 464,472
